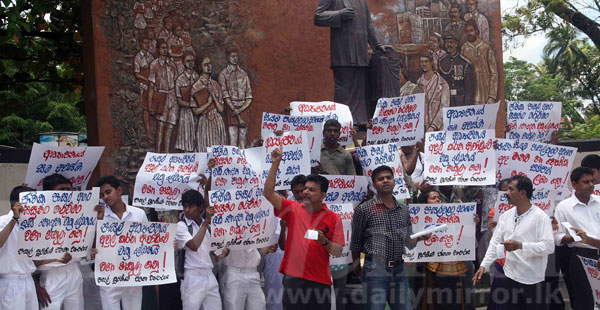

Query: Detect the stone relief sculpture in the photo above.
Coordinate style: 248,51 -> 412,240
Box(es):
417,52 -> 450,132
133,37 -> 155,141
174,51 -> 199,152
438,31 -> 474,107
460,19 -> 497,105
464,0 -> 489,43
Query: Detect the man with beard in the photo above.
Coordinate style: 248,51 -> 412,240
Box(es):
460,20 -> 497,105
464,0 -> 489,43
320,119 -> 356,175
439,31 -> 475,107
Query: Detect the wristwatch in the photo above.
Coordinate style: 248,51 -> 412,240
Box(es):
322,238 -> 329,246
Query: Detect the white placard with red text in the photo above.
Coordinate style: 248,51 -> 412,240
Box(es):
492,190 -> 557,222
262,131 -> 311,191
328,203 -> 353,265
367,94 -> 425,146
577,255 -> 600,309
290,101 -> 353,145
324,175 -> 368,207
356,143 -> 410,199
443,102 -> 499,131
507,101 -> 561,143
261,112 -> 324,164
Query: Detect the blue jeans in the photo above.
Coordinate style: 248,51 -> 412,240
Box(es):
361,260 -> 411,310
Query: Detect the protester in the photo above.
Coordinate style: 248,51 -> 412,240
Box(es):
474,175 -> 554,309
553,166 -> 600,309
581,154 -> 600,184
264,147 -> 344,310
96,176 -> 147,310
0,186 -> 38,310
351,165 -> 429,310
321,119 -> 356,175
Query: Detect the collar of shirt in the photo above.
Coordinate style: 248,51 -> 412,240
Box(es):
183,215 -> 203,228
321,144 -> 344,153
225,64 -> 241,74
572,193 -> 600,207
372,195 -> 402,212
104,205 -> 131,221
158,57 -> 170,66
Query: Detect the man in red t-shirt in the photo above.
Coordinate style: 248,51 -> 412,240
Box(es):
264,147 -> 344,310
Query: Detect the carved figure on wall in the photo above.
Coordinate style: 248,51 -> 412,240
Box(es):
444,3 -> 467,45
158,16 -> 173,42
428,32 -> 446,71
192,55 -> 228,152
147,28 -> 157,56
174,51 -> 199,152
460,20 -> 497,104
218,45 -> 252,149
134,0 -> 147,33
181,20 -> 193,54
133,37 -> 155,140
147,39 -> 178,152
168,22 -> 185,74
314,0 -> 387,125
439,31 -> 474,107
417,52 -> 450,132
464,0 -> 489,43
399,58 -> 422,96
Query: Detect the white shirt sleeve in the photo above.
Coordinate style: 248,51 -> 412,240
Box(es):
481,213 -> 503,271
521,214 -> 555,257
176,221 -> 193,250
553,204 -> 568,246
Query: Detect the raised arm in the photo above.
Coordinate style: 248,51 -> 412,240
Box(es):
185,206 -> 214,251
264,147 -> 283,210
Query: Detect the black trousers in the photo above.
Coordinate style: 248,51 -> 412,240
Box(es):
569,247 -> 600,310
282,275 -> 331,310
504,278 -> 547,310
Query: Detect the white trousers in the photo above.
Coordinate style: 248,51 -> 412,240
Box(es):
181,268 -> 222,310
0,274 -> 38,310
40,263 -> 84,310
99,286 -> 142,310
221,267 -> 265,310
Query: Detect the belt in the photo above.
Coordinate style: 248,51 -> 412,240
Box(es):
0,274 -> 32,280
365,255 -> 403,268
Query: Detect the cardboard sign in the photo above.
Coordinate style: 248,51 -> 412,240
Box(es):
24,143 -> 104,190
262,131 -> 311,191
208,188 -> 276,251
495,138 -> 514,182
208,146 -> 261,190
324,175 -> 368,207
261,112 -> 324,164
577,256 -> 600,309
367,94 -> 425,146
290,101 -> 354,145
17,189 -> 99,259
328,203 -> 353,265
507,101 -> 561,143
356,143 -> 410,199
443,102 -> 499,131
492,189 -> 557,222
133,152 -> 206,210
424,130 -> 496,186
404,203 -> 476,262
94,220 -> 177,287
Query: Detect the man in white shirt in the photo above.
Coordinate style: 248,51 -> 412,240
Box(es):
176,189 -> 221,310
554,167 -> 600,309
474,175 -> 554,309
0,186 -> 38,310
96,176 -> 148,310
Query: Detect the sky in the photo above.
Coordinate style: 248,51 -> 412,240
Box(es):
500,0 -> 547,64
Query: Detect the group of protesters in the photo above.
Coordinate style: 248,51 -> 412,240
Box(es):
1,115 -> 600,310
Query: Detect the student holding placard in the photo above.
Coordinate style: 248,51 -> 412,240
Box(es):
0,186 -> 38,310
96,176 -> 147,310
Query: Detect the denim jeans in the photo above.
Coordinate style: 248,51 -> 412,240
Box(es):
361,259 -> 411,310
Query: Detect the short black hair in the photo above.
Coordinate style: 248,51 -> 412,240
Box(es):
371,165 -> 394,183
323,119 -> 341,131
581,154 -> 600,170
498,178 -> 510,190
10,186 -> 35,207
290,174 -> 307,188
305,174 -> 329,193
96,176 -> 122,190
571,166 -> 595,183
417,187 -> 442,204
181,190 -> 204,207
510,175 -> 533,199
42,173 -> 72,191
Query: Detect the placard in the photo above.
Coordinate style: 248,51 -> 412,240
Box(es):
24,143 -> 104,190
17,189 -> 99,259
262,131 -> 311,191
577,255 -> 600,309
328,203 -> 353,265
367,94 -> 425,146
356,143 -> 410,199
594,184 -> 600,196
208,146 -> 261,190
443,102 -> 499,131
290,101 -> 353,145
492,189 -> 557,222
403,203 -> 476,262
324,175 -> 368,207
507,101 -> 561,143
132,152 -> 206,210
208,188 -> 276,251
495,138 -> 514,182
424,130 -> 496,186
261,112 -> 324,164
94,220 -> 177,287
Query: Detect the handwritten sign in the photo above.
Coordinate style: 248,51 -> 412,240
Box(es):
133,153 -> 206,210
356,143 -> 410,199
594,184 -> 600,196
443,102 -> 499,131
324,175 -> 368,207
577,255 -> 600,309
290,101 -> 353,145
492,189 -> 557,222
328,203 -> 353,265
24,143 -> 104,190
507,101 -> 561,143
261,112 -> 324,164
367,94 -> 425,146
262,131 -> 311,191
17,189 -> 98,259
208,188 -> 276,251
424,130 -> 496,186
208,146 -> 261,191
94,220 -> 177,287
495,138 -> 514,182
404,203 -> 476,262
498,140 -> 577,191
